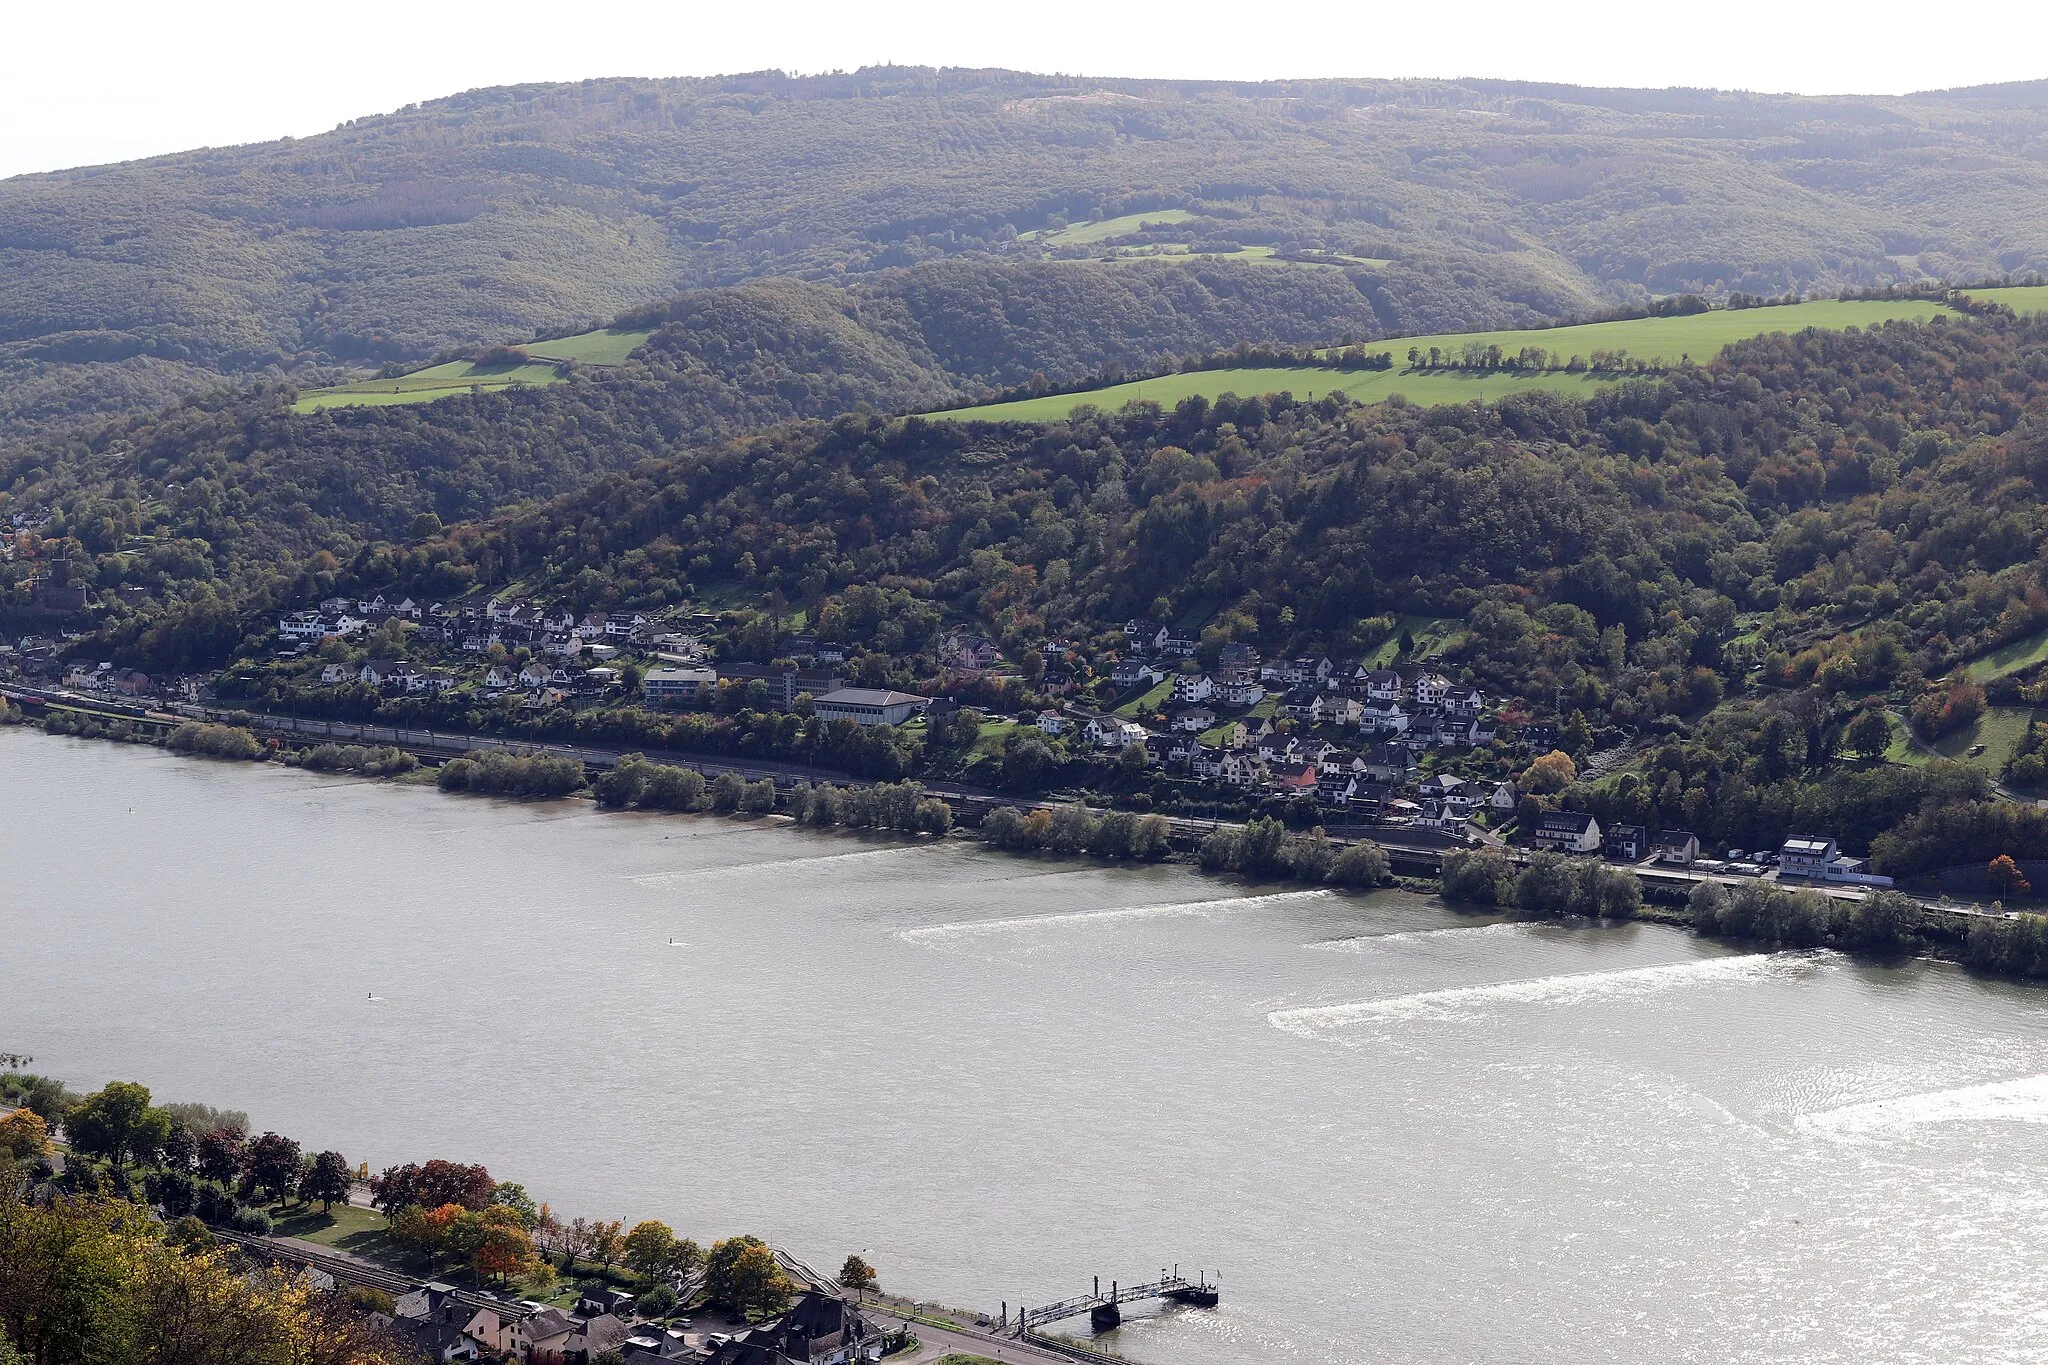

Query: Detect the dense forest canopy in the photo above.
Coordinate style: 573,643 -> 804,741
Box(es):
7,68 -> 2048,441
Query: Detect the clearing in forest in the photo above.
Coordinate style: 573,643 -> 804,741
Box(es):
927,297 -> 1959,424
295,327 -> 654,412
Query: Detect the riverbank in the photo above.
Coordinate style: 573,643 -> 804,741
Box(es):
12,709 -> 2046,987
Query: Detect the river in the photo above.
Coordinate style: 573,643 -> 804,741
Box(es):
6,728 -> 2048,1363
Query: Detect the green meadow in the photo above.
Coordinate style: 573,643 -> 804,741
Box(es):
295,326 -> 653,412
1888,705 -> 2038,775
931,367 -> 1603,424
1963,285 -> 2048,315
1027,209 -> 1198,246
1965,626 -> 2048,682
928,297 -> 1960,424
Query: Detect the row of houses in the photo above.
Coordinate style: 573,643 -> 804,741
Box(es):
282,597 -> 673,662
379,1280 -> 882,1365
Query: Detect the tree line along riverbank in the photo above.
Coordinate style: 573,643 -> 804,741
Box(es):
10,705 -> 2048,983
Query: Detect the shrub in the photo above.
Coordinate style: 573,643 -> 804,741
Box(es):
637,1284 -> 678,1318
980,806 -> 1026,847
1198,827 -> 1242,871
166,723 -> 261,759
1330,842 -> 1391,887
709,771 -> 746,812
228,1206 -> 274,1235
1132,814 -> 1173,859
1441,848 -> 1514,905
438,750 -> 584,797
1284,830 -> 1338,882
740,778 -> 778,813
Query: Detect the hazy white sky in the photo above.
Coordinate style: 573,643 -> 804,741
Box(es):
5,0 -> 2045,179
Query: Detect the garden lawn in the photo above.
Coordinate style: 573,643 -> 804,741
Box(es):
1115,676 -> 1174,717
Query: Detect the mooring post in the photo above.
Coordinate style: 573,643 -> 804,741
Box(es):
1094,1275 -> 1099,1299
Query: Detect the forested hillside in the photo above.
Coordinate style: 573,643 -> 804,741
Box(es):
7,67 -> 2048,441
0,251 -> 1568,595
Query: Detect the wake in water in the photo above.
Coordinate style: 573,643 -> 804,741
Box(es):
1308,920 -> 1539,953
1269,950 -> 1826,1036
1797,1074 -> 2048,1137
631,842 -> 944,887
896,887 -> 1334,945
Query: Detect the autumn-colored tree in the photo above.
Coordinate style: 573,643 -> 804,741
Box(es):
1845,708 -> 1892,761
197,1128 -> 247,1186
468,1207 -> 543,1285
1524,749 -> 1577,794
0,1178 -> 413,1365
245,1132 -> 303,1205
585,1219 -> 625,1272
1989,854 -> 2033,899
624,1220 -> 681,1279
706,1235 -> 792,1318
0,1108 -> 54,1163
837,1253 -> 878,1301
370,1159 -> 495,1215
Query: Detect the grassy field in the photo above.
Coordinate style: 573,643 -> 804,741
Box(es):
927,298 -> 1956,424
1114,675 -> 1175,717
1028,209 -> 1197,246
296,327 -> 653,412
523,326 -> 655,366
931,367 -> 1600,423
1888,705 -> 2037,774
1961,285 -> 2048,315
1965,627 -> 2048,681
1362,615 -> 1463,668
268,1203 -> 395,1255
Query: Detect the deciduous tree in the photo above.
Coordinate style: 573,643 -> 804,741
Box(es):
63,1081 -> 171,1170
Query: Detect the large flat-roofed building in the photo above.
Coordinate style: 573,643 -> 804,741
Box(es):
813,687 -> 927,726
643,665 -> 716,704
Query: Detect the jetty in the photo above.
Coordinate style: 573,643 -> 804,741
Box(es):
1019,1268 -> 1221,1334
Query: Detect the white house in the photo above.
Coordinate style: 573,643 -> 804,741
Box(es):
1488,780 -> 1520,811
1359,701 -> 1409,735
1173,707 -> 1217,734
1532,810 -> 1601,854
1171,672 -> 1215,704
1360,669 -> 1403,702
1035,709 -> 1069,736
1778,836 -> 1840,879
1413,673 -> 1451,707
1219,751 -> 1262,788
319,662 -> 351,685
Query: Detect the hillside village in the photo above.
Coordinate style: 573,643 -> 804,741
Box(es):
1,586 -> 1890,886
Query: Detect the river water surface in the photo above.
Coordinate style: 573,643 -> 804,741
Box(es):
6,730 -> 2048,1363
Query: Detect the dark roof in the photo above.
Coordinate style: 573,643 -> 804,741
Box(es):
1537,810 -> 1597,833
1656,828 -> 1698,847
